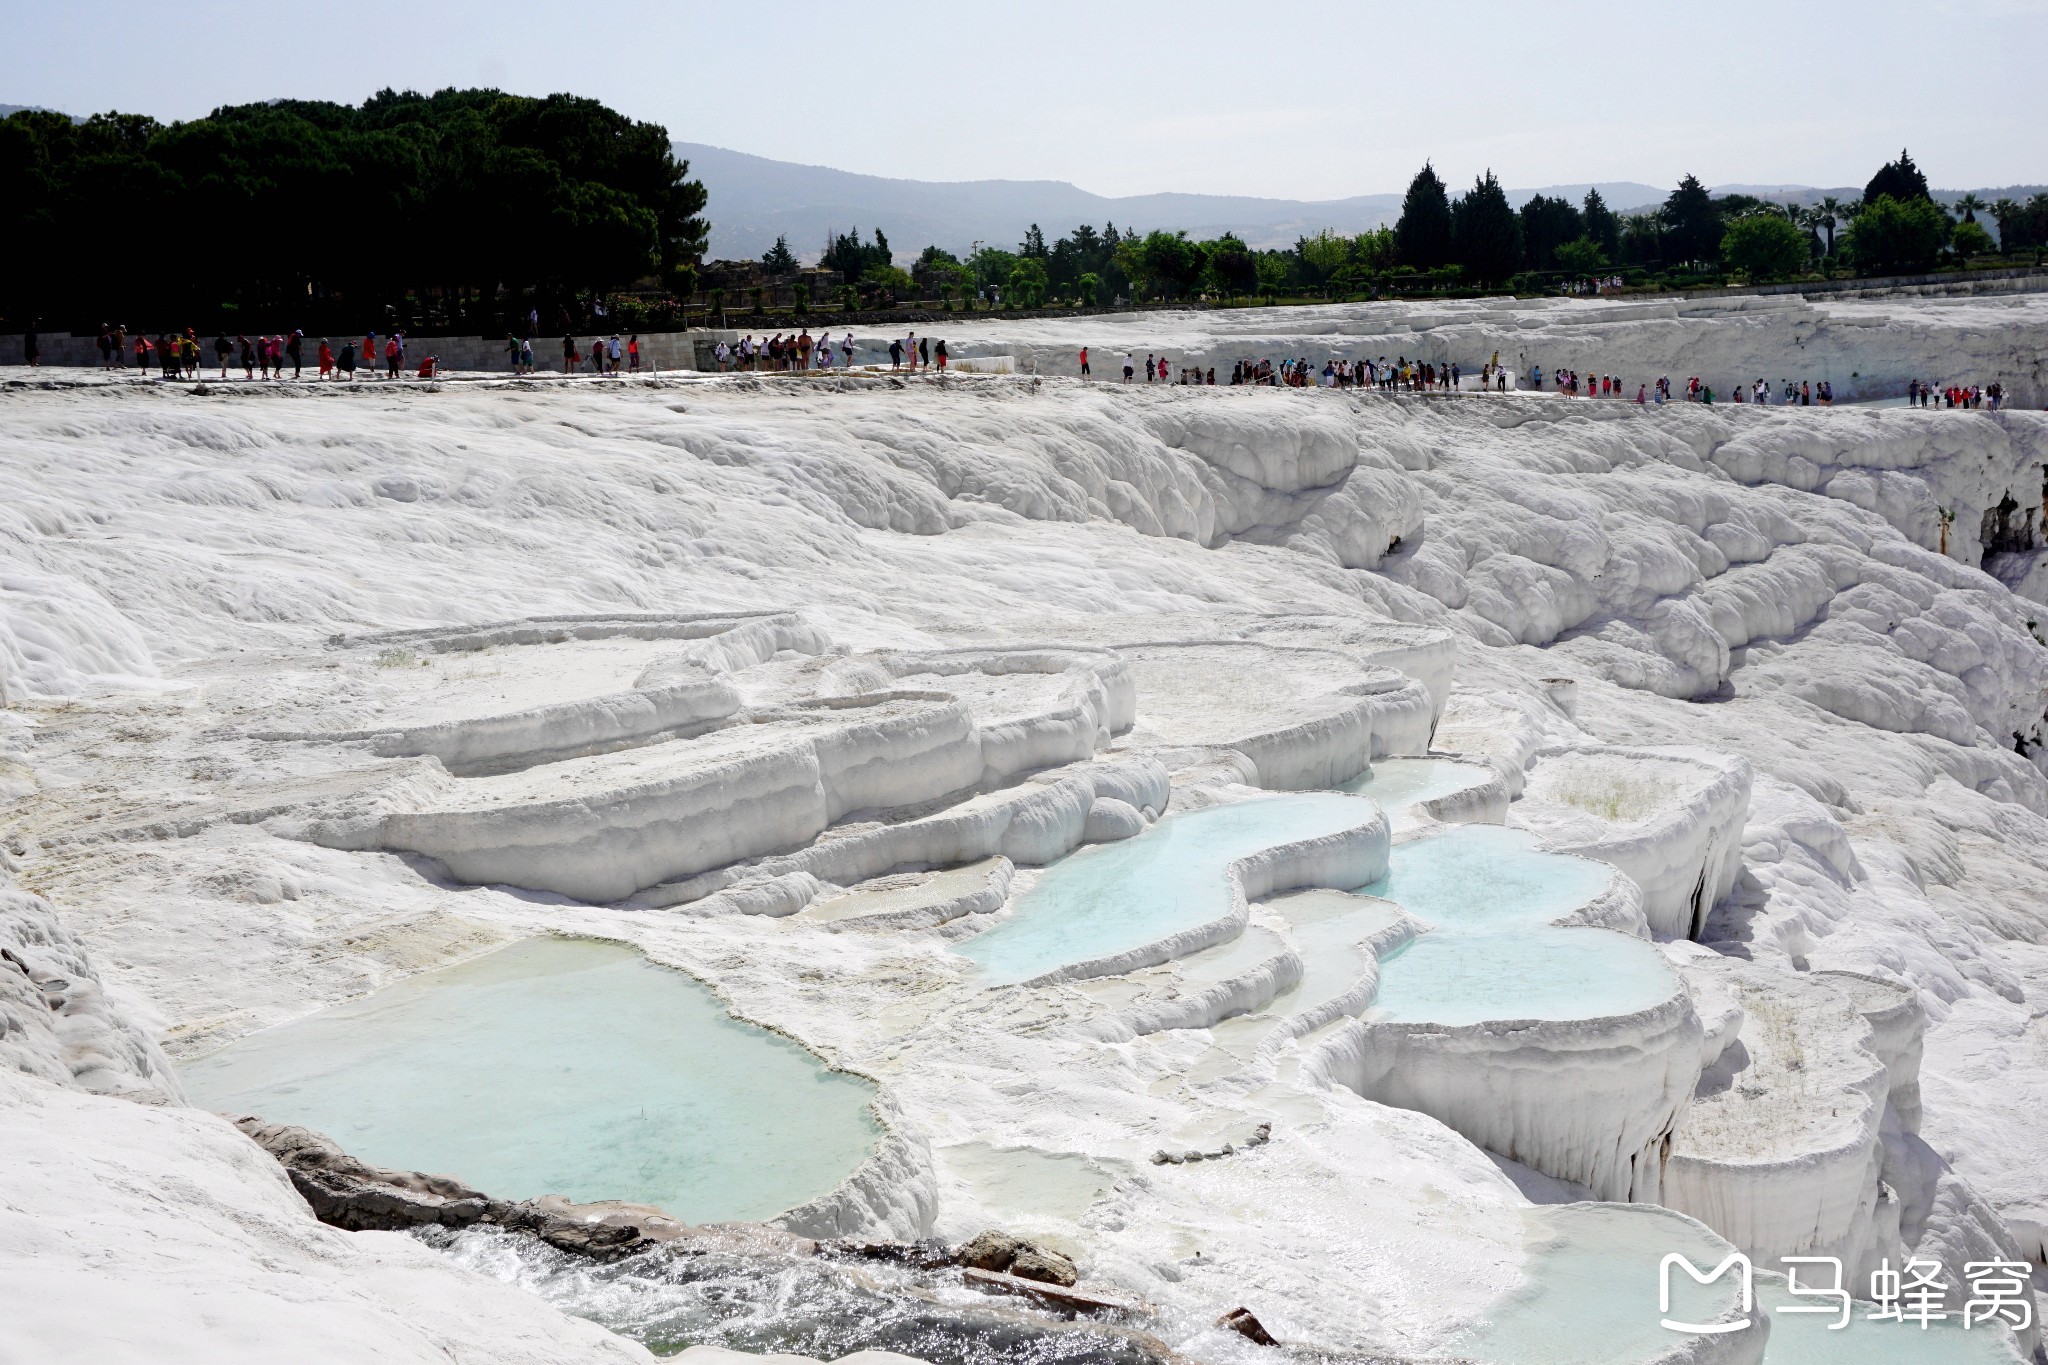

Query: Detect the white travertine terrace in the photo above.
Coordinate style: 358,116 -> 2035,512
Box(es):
5,293 -> 2047,1364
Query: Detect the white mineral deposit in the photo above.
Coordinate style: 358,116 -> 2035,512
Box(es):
5,290 -> 2046,1365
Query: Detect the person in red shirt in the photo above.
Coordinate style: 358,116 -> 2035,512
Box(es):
416,355 -> 437,379
384,336 -> 401,379
1078,346 -> 1090,378
318,339 -> 333,379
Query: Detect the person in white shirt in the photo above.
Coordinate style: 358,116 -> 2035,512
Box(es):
842,333 -> 855,367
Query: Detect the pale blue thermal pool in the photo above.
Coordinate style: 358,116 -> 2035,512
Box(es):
956,792 -> 1382,986
1364,824 -> 1613,928
1373,927 -> 1677,1025
1455,1205 -> 1748,1364
1363,824 -> 1677,1025
179,937 -> 882,1223
1339,755 -> 1492,815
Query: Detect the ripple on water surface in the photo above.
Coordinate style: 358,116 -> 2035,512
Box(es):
179,937 -> 881,1223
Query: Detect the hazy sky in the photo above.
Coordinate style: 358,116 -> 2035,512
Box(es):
4,1 -> 2044,199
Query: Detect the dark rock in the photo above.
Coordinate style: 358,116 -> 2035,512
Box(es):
1150,1121 -> 1273,1166
233,1116 -> 492,1232
1218,1306 -> 1279,1346
955,1229 -> 1026,1272
962,1268 -> 1136,1317
825,1237 -> 955,1270
1009,1245 -> 1080,1287
233,1117 -> 727,1263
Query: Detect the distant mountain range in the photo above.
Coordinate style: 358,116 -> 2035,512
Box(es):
676,142 -> 1681,262
676,143 -> 2048,264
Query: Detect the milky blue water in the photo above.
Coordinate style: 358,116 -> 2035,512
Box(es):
1374,927 -> 1678,1025
179,937 -> 881,1222
1359,825 -> 1677,1024
1456,1205 -> 1751,1365
1758,1281 -> 2023,1363
956,793 -> 1382,985
1339,756 -> 1491,812
1364,824 -> 1612,929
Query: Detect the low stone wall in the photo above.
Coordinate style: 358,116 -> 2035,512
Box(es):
2,328 -> 739,373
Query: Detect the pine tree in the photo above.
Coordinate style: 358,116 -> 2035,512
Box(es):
1450,171 -> 1523,284
761,235 -> 797,273
1395,163 -> 1454,269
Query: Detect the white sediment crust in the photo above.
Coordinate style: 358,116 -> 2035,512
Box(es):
1309,990 -> 1704,1202
1658,953 -> 1891,1275
1116,639 -> 1436,786
0,1066 -> 653,1364
8,296 -> 2048,1362
632,755 -> 1171,910
1519,744 -> 1754,940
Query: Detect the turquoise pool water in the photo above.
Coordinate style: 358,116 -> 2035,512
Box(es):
1340,756 -> 1491,816
179,937 -> 881,1223
1363,824 -> 1613,929
957,792 -> 1382,985
1359,825 -> 1677,1024
1373,926 -> 1678,1025
1758,1281 -> 2023,1363
1456,1205 -> 1752,1364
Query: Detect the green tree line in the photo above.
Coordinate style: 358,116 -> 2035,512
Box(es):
0,89 -> 708,333
787,150 -> 2041,311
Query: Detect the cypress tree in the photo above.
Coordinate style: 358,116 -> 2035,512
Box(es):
1863,149 -> 1931,206
1582,188 -> 1621,257
1662,174 -> 1721,265
1519,194 -> 1584,270
1395,162 -> 1454,269
1450,171 -> 1523,284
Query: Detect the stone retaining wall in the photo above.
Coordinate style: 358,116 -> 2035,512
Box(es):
2,328 -> 740,373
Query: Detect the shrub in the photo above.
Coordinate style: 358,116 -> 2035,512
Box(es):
1721,214 -> 1809,281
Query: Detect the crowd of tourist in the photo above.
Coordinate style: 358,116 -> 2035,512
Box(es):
83,323 -> 452,381
1910,379 -> 2003,410
23,321 -> 2013,413
1075,345 -> 2010,413
708,329 -> 951,373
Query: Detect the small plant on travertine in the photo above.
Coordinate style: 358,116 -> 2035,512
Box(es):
373,648 -> 417,669
1543,768 -> 1682,823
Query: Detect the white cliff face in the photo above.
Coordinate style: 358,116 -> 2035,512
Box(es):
4,293 -> 2048,1364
